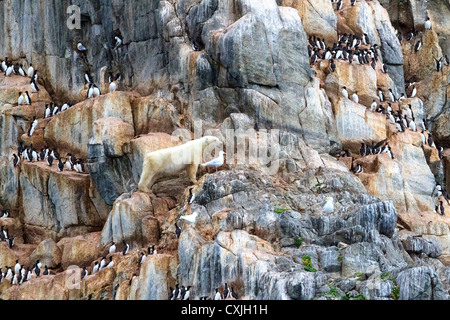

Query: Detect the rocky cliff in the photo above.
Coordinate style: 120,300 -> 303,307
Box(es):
0,0 -> 448,300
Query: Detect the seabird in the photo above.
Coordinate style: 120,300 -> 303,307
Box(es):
57,158 -> 65,172
438,201 -> 445,216
32,70 -> 38,82
28,117 -> 38,137
109,81 -> 117,92
388,89 -> 395,102
409,117 -> 417,132
183,286 -> 191,300
122,240 -> 130,255
414,39 -> 422,52
5,64 -> 14,77
77,43 -> 87,52
175,223 -> 181,239
187,188 -> 196,205
330,59 -> 336,72
370,100 -> 377,112
99,257 -> 106,270
214,288 -> 222,300
109,242 -> 116,254
138,252 -> 146,265
27,64 -> 34,78
93,262 -> 99,273
18,92 -> 24,105
43,266 -> 49,276
410,85 -> 417,98
45,104 -> 51,118
352,91 -> 359,104
378,88 -> 384,102
14,260 -> 21,274
341,87 -> 349,99
46,155 -> 54,166
200,151 -> 226,172
322,197 -> 334,214
24,91 -> 31,105
129,273 -> 137,286
425,17 -> 432,30
12,154 -> 20,167
106,256 -> 114,268
114,36 -> 122,49
18,64 -> 26,77
381,64 -> 388,74
180,212 -> 199,224
30,79 -> 39,93
81,267 -> 88,279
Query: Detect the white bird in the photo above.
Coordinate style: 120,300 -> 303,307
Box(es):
109,81 -> 117,92
388,89 -> 395,102
214,289 -> 222,300
138,252 -> 146,265
18,65 -> 26,77
420,131 -> 426,145
378,89 -> 384,102
109,242 -> 116,254
106,257 -> 114,268
45,105 -> 51,118
409,118 -> 417,132
93,262 -> 99,273
352,92 -> 359,104
370,100 -> 377,112
425,18 -> 431,30
342,87 -> 349,99
27,64 -> 34,77
114,36 -> 122,49
322,197 -> 334,214
31,81 -> 39,93
5,65 -> 14,77
61,103 -> 69,112
180,212 -> 199,224
24,92 -> 31,105
77,43 -> 87,52
14,261 -> 21,274
1,211 -> 9,219
200,151 -> 226,171
1,59 -> 7,72
18,92 -> 24,105
410,86 -> 417,98
99,258 -> 106,270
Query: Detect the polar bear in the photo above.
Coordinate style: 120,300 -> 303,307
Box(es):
138,136 -> 221,193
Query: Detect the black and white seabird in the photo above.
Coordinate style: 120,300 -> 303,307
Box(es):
81,267 -> 88,279
414,39 -> 422,52
12,154 -> 20,167
30,79 -> 39,93
214,288 -> 222,300
175,223 -> 181,239
18,92 -> 24,105
342,86 -> 349,99
352,91 -> 359,104
122,240 -> 130,255
109,242 -> 116,254
28,117 -> 38,137
93,261 -> 99,273
43,266 -> 49,276
46,155 -> 54,167
106,256 -> 114,268
27,64 -> 34,78
425,17 -> 432,30
24,91 -> 31,105
45,104 -> 51,118
138,252 -> 146,265
57,158 -> 65,172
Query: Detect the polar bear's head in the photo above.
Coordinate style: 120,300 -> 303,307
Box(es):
201,136 -> 221,148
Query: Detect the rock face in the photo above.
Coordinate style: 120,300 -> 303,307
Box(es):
0,0 -> 448,301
